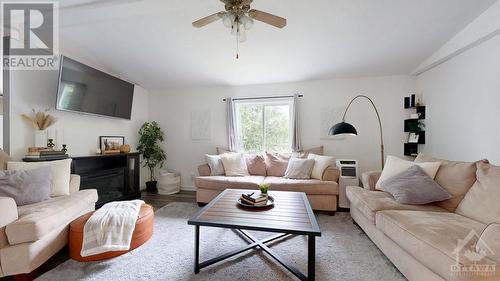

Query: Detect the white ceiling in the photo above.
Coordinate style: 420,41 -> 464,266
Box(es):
57,0 -> 496,89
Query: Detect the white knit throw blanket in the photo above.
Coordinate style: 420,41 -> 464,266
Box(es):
80,200 -> 144,257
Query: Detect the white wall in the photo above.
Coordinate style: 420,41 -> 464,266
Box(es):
9,62 -> 150,187
150,75 -> 417,190
417,33 -> 500,164
417,2 -> 500,164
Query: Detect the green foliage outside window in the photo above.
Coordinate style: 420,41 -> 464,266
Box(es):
237,103 -> 291,153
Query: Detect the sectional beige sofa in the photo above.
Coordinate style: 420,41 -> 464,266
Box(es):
348,154 -> 500,281
0,169 -> 97,277
196,163 -> 340,212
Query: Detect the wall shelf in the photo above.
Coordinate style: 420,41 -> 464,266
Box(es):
403,101 -> 426,157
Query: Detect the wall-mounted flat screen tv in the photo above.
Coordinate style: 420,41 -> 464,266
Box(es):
56,56 -> 134,120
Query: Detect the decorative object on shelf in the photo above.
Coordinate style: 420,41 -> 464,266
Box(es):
47,139 -> 55,149
137,122 -> 167,193
61,144 -> 68,154
259,183 -> 270,195
23,147 -> 69,162
192,0 -> 286,59
21,109 -> 57,148
403,96 -> 426,156
408,133 -> 419,143
120,144 -> 131,154
99,136 -> 124,154
329,95 -> 385,169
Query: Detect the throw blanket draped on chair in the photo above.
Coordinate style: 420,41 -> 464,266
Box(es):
81,200 -> 144,257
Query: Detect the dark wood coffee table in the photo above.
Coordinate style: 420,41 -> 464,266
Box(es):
187,189 -> 321,281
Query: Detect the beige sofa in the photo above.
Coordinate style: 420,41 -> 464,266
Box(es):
196,163 -> 340,212
348,155 -> 500,281
0,174 -> 98,278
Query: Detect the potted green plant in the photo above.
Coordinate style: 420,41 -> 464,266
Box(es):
259,183 -> 270,195
137,121 -> 166,193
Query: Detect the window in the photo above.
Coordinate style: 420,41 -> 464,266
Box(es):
235,98 -> 294,153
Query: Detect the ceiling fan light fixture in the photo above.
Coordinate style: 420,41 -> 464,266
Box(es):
222,13 -> 235,28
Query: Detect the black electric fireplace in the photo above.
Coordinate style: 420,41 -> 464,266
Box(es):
71,152 -> 141,207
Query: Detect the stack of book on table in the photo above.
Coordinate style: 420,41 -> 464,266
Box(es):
25,149 -> 69,161
240,193 -> 268,206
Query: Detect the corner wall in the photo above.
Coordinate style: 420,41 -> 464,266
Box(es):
417,2 -> 500,164
9,59 -> 150,187
150,75 -> 417,190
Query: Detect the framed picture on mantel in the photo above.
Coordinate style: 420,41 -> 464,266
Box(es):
99,136 -> 124,154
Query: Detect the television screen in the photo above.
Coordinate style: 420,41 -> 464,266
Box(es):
56,56 -> 134,119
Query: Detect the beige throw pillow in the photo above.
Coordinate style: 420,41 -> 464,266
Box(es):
220,154 -> 249,177
455,162 -> 500,224
284,158 -> 315,179
7,159 -> 72,197
376,156 -> 441,190
307,154 -> 335,180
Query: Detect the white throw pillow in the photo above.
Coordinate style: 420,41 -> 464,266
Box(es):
307,154 -> 336,180
7,159 -> 72,197
220,154 -> 249,176
205,154 -> 225,176
376,155 -> 441,190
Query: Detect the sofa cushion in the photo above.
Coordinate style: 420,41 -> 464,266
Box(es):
456,162 -> 500,224
346,186 -> 447,224
307,154 -> 335,180
195,176 -> 265,191
376,210 -> 490,280
0,167 -> 52,206
205,154 -> 225,176
220,154 -> 249,176
263,177 -> 338,195
379,165 -> 452,205
7,159 -> 72,197
245,154 -> 267,176
265,153 -> 290,177
415,154 -> 479,212
376,155 -> 441,190
284,158 -> 315,179
5,189 -> 98,245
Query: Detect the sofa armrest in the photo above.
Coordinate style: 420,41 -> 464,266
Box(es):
478,223 -> 500,264
0,197 -> 17,228
361,171 -> 382,190
198,164 -> 211,176
0,197 -> 18,248
322,166 -> 340,182
69,174 -> 81,194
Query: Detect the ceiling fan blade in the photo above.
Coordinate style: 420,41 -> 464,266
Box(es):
192,12 -> 223,28
248,9 -> 286,28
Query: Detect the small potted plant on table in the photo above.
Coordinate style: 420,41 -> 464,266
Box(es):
137,121 -> 167,193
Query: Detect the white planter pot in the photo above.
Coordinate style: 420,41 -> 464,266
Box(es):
34,130 -> 47,148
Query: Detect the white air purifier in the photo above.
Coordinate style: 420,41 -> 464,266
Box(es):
336,159 -> 359,208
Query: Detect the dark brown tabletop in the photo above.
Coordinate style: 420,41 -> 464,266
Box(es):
188,189 -> 321,236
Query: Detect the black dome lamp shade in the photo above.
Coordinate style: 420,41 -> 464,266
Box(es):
328,122 -> 358,136
328,95 -> 385,168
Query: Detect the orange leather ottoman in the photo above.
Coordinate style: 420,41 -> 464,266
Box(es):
69,204 -> 154,262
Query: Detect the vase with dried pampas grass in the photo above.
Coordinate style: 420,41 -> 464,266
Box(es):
21,109 -> 57,148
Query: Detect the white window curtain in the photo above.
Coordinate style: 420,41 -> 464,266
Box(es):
292,94 -> 301,152
226,97 -> 239,152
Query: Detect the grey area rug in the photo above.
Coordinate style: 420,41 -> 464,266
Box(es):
38,202 -> 406,281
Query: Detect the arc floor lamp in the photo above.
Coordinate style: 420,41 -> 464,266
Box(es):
329,95 -> 385,169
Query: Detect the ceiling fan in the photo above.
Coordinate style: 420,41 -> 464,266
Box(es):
192,0 -> 287,58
